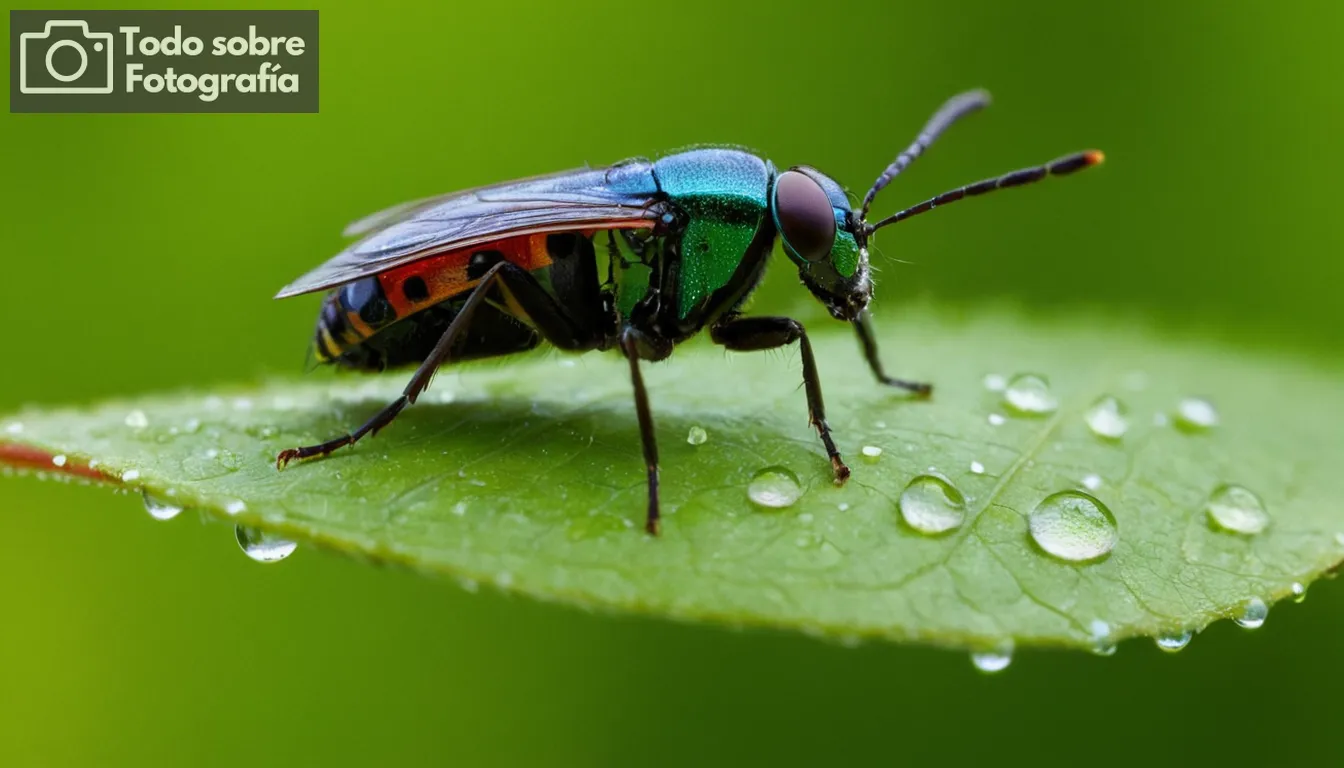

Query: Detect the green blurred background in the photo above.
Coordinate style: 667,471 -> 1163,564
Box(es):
3,1 -> 1342,765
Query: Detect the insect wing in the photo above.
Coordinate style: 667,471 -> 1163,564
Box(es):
277,162 -> 662,298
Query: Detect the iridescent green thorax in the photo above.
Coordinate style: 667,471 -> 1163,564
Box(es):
829,226 -> 861,278
653,149 -> 773,319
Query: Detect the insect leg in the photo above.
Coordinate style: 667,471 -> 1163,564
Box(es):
852,310 -> 932,395
620,331 -> 662,535
710,315 -> 850,484
277,260 -> 609,469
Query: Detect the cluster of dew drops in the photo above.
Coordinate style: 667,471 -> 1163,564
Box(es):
684,370 -> 1314,673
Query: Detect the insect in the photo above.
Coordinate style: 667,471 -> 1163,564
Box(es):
274,89 -> 1102,535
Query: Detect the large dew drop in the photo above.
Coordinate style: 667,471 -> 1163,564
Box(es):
1204,484 -> 1268,535
235,525 -> 298,563
1084,395 -> 1130,439
747,467 -> 803,509
1155,630 -> 1193,653
686,426 -> 708,446
970,639 -> 1014,673
1002,374 -> 1059,416
898,472 -> 966,534
141,490 -> 184,522
1175,397 -> 1219,431
1029,491 -> 1118,562
1235,597 -> 1268,629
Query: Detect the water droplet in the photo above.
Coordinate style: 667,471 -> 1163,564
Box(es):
1153,412 -> 1170,427
860,445 -> 883,460
970,639 -> 1014,673
747,467 -> 803,509
205,448 -> 220,460
1002,374 -> 1058,416
1205,484 -> 1268,535
1235,597 -> 1268,629
1089,619 -> 1116,656
51,454 -> 67,468
898,472 -> 966,534
224,499 -> 247,516
836,503 -> 850,512
450,501 -> 467,516
183,418 -> 201,433
983,373 -> 1008,392
1336,532 -> 1344,548
232,398 -> 254,411
1291,582 -> 1307,603
970,461 -> 986,475
874,420 -> 887,429
1084,395 -> 1130,439
235,525 -> 296,563
1175,397 -> 1219,431
496,571 -> 515,588
1029,491 -> 1118,562
124,410 -> 149,429
142,490 -> 183,521
987,413 -> 1006,426
121,469 -> 141,482
1155,630 -> 1192,652
3,422 -> 23,435
686,426 -> 708,446
1081,473 -> 1103,491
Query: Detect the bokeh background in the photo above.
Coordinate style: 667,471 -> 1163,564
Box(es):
3,1 -> 1342,765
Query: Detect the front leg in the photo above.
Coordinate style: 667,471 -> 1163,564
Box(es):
710,315 -> 850,484
852,310 -> 932,396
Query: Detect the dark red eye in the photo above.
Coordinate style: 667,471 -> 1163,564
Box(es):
773,170 -> 836,263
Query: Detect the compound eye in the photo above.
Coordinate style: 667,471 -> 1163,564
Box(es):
773,170 -> 836,263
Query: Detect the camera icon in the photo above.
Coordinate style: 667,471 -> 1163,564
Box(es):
19,20 -> 114,94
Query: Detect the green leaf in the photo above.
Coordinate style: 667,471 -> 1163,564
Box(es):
3,309 -> 1342,652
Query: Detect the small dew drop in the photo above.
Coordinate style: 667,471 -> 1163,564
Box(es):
224,499 -> 247,516
798,512 -> 814,524
686,426 -> 708,446
232,398 -> 254,412
1002,373 -> 1059,416
121,469 -> 141,482
860,445 -> 883,460
1336,532 -> 1344,548
235,525 -> 296,563
3,422 -> 23,435
1175,397 -> 1219,431
970,639 -> 1014,673
747,466 -> 803,509
1205,484 -> 1269,535
1153,412 -> 1171,427
496,571 -> 515,589
1235,597 -> 1268,629
1029,491 -> 1118,562
1155,630 -> 1193,653
204,448 -> 220,460
837,503 -> 850,512
1089,619 -> 1116,656
899,472 -> 966,534
142,490 -> 184,521
124,410 -> 149,429
1291,582 -> 1307,603
970,461 -> 986,475
51,454 -> 67,468
1084,395 -> 1130,439
983,373 -> 1008,392
987,413 -> 1007,426
1082,473 -> 1103,491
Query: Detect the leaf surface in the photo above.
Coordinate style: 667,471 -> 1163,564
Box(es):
4,310 -> 1342,650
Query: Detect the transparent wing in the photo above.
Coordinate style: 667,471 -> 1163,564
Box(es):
277,161 -> 662,298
